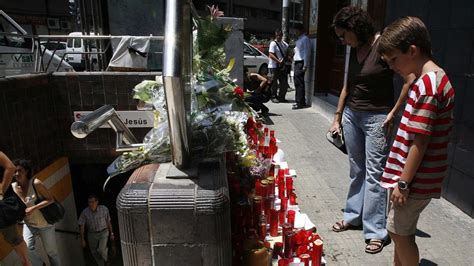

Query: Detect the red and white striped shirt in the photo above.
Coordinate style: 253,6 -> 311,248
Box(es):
381,71 -> 455,199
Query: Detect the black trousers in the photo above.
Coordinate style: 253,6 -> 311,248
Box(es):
245,93 -> 269,113
294,61 -> 306,106
269,68 -> 289,100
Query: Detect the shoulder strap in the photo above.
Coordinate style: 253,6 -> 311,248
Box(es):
274,41 -> 287,60
32,178 -> 41,200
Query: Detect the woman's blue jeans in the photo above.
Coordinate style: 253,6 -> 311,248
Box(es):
24,224 -> 61,266
342,107 -> 389,240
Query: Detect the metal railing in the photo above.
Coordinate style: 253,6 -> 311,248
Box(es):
0,32 -> 164,72
70,105 -> 144,152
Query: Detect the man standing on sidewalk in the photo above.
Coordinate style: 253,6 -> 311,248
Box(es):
292,23 -> 311,109
268,28 -> 290,103
79,195 -> 114,266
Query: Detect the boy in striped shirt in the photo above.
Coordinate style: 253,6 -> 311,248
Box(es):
378,17 -> 455,266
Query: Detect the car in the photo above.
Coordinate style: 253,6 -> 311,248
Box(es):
244,42 -> 268,76
0,10 -> 73,77
41,41 -> 67,60
66,32 -> 99,70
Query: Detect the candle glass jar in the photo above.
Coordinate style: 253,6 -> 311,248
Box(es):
287,210 -> 295,226
299,254 -> 311,266
269,209 -> 279,237
285,177 -> 293,196
273,242 -> 283,259
284,231 -> 296,258
289,192 -> 297,205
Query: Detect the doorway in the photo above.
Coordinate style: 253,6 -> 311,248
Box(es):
314,0 -> 387,95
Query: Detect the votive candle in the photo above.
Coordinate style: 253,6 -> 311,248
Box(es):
311,239 -> 323,266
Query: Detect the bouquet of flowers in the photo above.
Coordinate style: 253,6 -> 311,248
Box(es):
106,5 -> 259,181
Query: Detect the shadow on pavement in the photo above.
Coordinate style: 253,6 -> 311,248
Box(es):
420,258 -> 438,266
415,229 -> 431,238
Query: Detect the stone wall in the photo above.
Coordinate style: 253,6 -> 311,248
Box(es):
0,72 -> 159,170
0,74 -> 61,171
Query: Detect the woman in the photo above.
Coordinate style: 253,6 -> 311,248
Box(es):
13,159 -> 61,266
329,6 -> 410,254
0,152 -> 31,266
244,66 -> 272,115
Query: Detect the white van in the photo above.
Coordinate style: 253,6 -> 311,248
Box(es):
0,10 -> 74,77
66,32 -> 98,70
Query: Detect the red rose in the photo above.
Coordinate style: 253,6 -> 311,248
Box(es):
234,86 -> 244,98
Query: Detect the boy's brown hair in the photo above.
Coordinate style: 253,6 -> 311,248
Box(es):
378,16 -> 432,57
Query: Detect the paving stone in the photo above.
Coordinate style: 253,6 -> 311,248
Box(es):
264,91 -> 474,265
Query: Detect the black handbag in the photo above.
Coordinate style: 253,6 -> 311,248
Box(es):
0,194 -> 26,228
326,128 -> 347,154
32,179 -> 65,224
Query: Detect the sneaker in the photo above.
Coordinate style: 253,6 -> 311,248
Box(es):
271,98 -> 280,103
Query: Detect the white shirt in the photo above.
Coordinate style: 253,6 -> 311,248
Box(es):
293,34 -> 311,67
268,40 -> 289,69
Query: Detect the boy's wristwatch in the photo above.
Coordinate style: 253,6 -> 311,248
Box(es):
398,181 -> 410,191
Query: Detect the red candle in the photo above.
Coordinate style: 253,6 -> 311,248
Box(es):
281,222 -> 292,240
260,180 -> 269,197
278,181 -> 286,199
253,196 -> 263,214
269,209 -> 279,236
285,176 -> 293,196
265,195 -> 275,217
299,254 -> 311,266
258,212 -> 267,241
287,210 -> 295,226
280,196 -> 288,211
289,192 -> 297,205
278,258 -> 290,266
279,209 -> 286,225
267,177 -> 276,196
284,231 -> 295,258
278,169 -> 285,181
255,181 -> 262,195
284,168 -> 290,175
273,242 -> 283,259
311,239 -> 323,266
269,164 -> 275,178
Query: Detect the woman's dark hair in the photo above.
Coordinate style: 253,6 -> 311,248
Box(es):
332,6 -> 375,46
13,159 -> 32,180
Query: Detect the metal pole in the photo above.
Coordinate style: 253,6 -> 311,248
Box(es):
282,0 -> 289,42
163,0 -> 191,169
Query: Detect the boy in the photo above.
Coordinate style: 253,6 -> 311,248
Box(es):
378,17 -> 455,266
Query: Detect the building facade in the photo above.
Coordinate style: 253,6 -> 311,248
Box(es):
195,0 -> 304,39
1,0 -> 73,35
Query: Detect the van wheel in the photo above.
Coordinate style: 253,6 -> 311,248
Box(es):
258,64 -> 268,76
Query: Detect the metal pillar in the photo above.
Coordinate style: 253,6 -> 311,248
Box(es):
282,0 -> 290,42
162,0 -> 192,169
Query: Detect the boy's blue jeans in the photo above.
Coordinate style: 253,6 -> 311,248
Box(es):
342,107 -> 389,240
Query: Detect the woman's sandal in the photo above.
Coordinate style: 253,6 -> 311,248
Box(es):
365,239 -> 386,254
332,220 -> 352,232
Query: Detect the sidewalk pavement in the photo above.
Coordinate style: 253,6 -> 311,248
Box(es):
263,91 -> 474,266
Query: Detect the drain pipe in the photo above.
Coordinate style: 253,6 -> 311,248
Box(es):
162,0 -> 192,169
